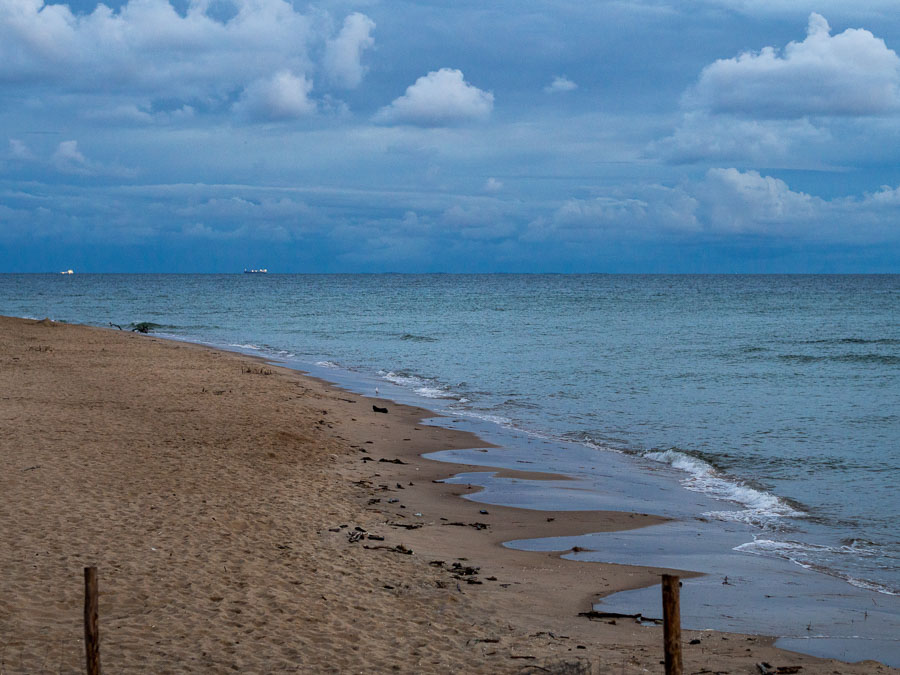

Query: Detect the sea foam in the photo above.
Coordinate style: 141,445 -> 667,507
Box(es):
642,449 -> 803,527
735,538 -> 899,596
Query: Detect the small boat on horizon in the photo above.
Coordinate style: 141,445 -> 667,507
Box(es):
60,269 -> 74,275
244,268 -> 268,274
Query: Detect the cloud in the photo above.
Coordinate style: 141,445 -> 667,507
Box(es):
8,139 -> 34,160
375,68 -> 494,126
656,13 -> 900,163
483,177 -> 503,192
3,137 -> 139,178
544,76 -> 577,94
867,184 -> 900,206
695,168 -> 819,232
532,185 -> 699,241
652,114 -> 829,164
46,139 -> 137,177
323,12 -> 375,89
51,140 -> 91,174
234,71 -> 315,121
0,0 -> 312,93
0,0 -> 374,118
687,13 -> 900,118
536,168 -> 900,242
74,100 -> 198,126
182,221 -> 292,242
440,202 -> 517,240
83,103 -> 155,125
176,195 -> 311,221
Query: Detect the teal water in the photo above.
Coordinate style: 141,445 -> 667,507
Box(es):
2,274 -> 898,657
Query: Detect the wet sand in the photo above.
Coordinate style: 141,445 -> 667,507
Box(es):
1,315 -> 894,673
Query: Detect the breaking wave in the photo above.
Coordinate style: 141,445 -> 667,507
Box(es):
229,343 -> 261,350
642,448 -> 803,527
379,370 -> 464,402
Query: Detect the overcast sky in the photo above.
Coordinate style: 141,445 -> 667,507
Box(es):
2,0 -> 900,272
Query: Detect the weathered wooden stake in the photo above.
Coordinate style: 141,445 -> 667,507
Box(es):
84,566 -> 100,675
661,574 -> 682,675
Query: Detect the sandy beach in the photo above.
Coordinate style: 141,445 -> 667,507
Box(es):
0,315 -> 894,674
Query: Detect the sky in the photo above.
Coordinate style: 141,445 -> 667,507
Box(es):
2,0 -> 900,272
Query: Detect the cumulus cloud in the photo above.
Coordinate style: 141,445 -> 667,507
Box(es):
375,68 -> 494,126
544,76 -> 577,94
0,0 -> 374,120
656,13 -> 900,163
0,0 -> 313,93
534,168 -> 900,243
47,139 -> 137,177
323,12 -> 375,89
867,184 -> 900,206
696,168 -> 819,232
234,71 -> 315,121
687,13 -> 900,118
51,140 -> 91,174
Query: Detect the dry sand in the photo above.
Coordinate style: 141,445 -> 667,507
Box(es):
0,315 -> 894,674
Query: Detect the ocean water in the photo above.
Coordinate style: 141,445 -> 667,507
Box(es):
2,273 -> 898,659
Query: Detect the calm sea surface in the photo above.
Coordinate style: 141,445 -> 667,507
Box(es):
3,274 -> 898,599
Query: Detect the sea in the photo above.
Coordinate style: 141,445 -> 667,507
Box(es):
2,273 -> 898,664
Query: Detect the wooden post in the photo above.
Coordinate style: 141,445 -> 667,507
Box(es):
661,574 -> 682,675
84,566 -> 100,675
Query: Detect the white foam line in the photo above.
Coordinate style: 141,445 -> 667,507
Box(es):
735,539 -> 899,596
643,449 -> 802,525
450,410 -> 515,427
579,437 -> 625,455
378,370 -> 467,402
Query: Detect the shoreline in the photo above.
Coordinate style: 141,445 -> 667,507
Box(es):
5,274 -> 897,604
271,352 -> 900,667
1,315 -> 894,672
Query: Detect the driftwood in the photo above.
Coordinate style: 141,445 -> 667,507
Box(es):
756,664 -> 802,675
517,659 -> 592,674
450,562 -> 480,576
578,610 -> 662,625
372,405 -> 389,414
363,543 -> 413,555
443,521 -> 489,530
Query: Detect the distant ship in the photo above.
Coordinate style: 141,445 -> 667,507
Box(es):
60,269 -> 74,275
244,268 -> 268,274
